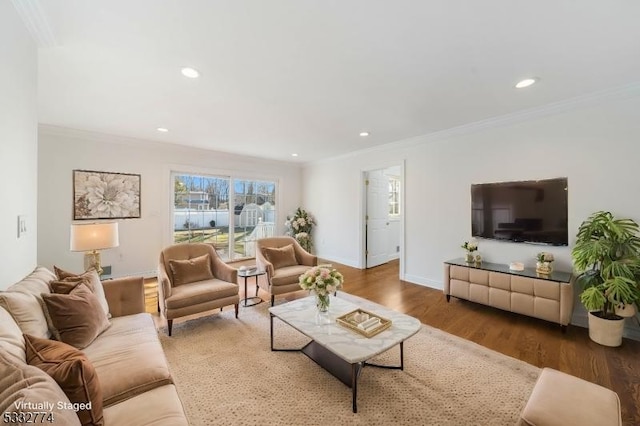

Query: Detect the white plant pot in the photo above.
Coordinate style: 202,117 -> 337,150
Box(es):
614,303 -> 637,318
587,312 -> 625,347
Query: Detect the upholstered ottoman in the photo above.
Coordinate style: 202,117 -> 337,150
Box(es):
519,368 -> 622,426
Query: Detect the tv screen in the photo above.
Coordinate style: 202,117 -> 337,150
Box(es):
471,178 -> 568,246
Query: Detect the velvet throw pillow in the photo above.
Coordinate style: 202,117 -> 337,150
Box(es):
50,276 -> 87,294
262,244 -> 298,270
169,254 -> 214,286
24,334 -> 103,426
54,266 -> 110,318
41,283 -> 110,349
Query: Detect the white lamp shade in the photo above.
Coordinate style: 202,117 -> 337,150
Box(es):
70,222 -> 119,252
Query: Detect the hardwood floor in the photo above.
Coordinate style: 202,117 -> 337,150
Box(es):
146,259 -> 640,425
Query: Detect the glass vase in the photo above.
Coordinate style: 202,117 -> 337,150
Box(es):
464,252 -> 475,263
536,261 -> 552,275
316,292 -> 330,313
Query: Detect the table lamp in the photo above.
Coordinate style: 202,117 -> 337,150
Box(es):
70,222 -> 119,275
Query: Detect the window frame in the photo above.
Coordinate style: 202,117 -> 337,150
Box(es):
169,168 -> 279,261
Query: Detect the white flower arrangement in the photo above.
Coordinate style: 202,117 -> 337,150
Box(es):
461,241 -> 478,252
299,265 -> 344,296
285,207 -> 315,252
536,252 -> 554,263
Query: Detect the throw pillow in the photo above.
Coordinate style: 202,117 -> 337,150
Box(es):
24,334 -> 103,426
53,267 -> 110,317
0,306 -> 27,361
41,283 -> 110,349
262,244 -> 298,270
0,291 -> 52,339
169,254 -> 214,286
50,276 -> 87,294
0,346 -> 82,426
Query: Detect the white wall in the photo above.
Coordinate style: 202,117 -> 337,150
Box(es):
38,127 -> 303,277
303,91 -> 640,333
0,4 -> 38,289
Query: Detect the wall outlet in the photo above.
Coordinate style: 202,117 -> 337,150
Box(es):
396,245 -> 400,252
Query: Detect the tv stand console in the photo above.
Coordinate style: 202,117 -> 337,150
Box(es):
443,258 -> 574,329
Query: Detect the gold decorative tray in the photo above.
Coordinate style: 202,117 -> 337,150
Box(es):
336,309 -> 392,338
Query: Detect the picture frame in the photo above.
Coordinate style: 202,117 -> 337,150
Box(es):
73,169 -> 141,220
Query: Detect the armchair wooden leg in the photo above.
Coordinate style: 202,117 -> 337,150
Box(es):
256,284 -> 259,297
167,319 -> 173,336
270,295 -> 275,306
235,303 -> 239,318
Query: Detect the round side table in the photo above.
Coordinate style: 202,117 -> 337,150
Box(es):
237,269 -> 266,307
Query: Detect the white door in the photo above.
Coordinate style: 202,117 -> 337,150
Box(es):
366,170 -> 389,268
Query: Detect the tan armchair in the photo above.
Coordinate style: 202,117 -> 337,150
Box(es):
158,243 -> 239,335
256,236 -> 317,305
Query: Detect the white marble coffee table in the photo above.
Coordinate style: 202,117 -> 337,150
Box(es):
269,293 -> 421,413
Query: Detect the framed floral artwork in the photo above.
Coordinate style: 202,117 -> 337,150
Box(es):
73,170 -> 141,220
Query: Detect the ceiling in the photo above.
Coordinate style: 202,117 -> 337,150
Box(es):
24,1 -> 640,163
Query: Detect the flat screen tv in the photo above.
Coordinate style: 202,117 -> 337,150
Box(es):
471,177 -> 568,246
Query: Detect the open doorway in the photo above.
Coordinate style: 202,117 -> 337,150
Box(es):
363,164 -> 403,278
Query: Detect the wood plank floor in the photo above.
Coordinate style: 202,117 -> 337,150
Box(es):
146,259 -> 640,425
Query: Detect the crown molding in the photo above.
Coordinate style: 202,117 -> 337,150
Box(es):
305,82 -> 640,167
38,124 -> 302,168
11,0 -> 57,48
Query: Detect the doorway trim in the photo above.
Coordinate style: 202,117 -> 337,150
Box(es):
359,160 -> 405,280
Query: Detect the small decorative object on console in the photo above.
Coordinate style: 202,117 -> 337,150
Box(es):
536,252 -> 554,275
474,254 -> 482,265
461,240 -> 478,263
509,262 -> 524,271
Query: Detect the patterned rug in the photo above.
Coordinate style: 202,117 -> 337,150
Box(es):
159,294 -> 539,425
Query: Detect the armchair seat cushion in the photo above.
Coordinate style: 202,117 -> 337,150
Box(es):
271,265 -> 313,286
165,279 -> 238,310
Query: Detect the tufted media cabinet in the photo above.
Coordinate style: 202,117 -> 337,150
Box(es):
444,258 -> 575,329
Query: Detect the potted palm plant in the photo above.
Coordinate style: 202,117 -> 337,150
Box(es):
571,211 -> 640,347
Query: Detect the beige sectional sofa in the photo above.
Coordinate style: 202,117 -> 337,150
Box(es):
0,266 -> 188,425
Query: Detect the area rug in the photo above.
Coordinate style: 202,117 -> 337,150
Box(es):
159,294 -> 540,425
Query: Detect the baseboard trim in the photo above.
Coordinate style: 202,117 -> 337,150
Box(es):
403,274 -> 443,290
317,255 -> 360,269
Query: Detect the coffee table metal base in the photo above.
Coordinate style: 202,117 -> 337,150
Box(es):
270,313 -> 404,413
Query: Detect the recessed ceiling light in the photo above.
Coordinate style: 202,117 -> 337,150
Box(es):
291,153 -> 299,157
157,127 -> 169,132
359,132 -> 370,137
181,67 -> 200,78
515,78 -> 538,89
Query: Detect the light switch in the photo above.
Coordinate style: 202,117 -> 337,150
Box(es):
17,215 -> 27,238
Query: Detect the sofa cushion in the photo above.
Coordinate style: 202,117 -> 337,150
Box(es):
41,283 -> 111,349
262,244 -> 298,270
165,279 -> 238,310
54,267 -> 110,318
0,347 -> 81,426
82,313 -> 173,407
0,291 -> 51,339
24,335 -> 103,426
271,264 -> 314,286
0,307 -> 26,361
103,384 -> 188,426
169,254 -> 214,286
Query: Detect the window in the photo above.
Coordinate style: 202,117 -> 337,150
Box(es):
172,172 -> 277,260
388,177 -> 400,216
